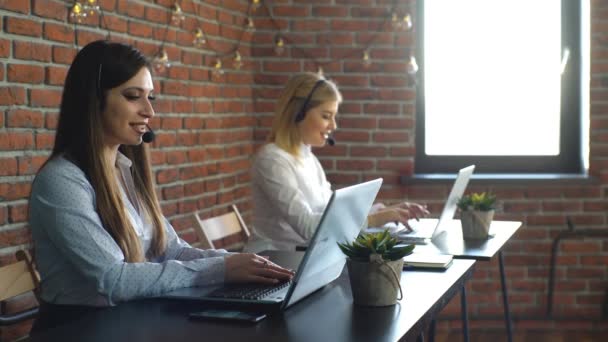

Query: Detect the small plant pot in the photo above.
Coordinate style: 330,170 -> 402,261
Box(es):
460,210 -> 494,239
346,258 -> 404,306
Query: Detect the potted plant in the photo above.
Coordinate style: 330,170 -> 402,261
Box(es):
337,230 -> 415,306
457,192 -> 496,239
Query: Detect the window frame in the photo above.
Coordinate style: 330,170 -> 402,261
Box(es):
414,0 -> 585,175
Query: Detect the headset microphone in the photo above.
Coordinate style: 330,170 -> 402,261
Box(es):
142,124 -> 155,143
326,134 -> 336,146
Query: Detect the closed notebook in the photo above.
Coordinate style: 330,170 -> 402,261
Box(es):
403,254 -> 453,269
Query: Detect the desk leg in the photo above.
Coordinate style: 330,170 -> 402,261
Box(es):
461,287 -> 469,342
499,251 -> 513,342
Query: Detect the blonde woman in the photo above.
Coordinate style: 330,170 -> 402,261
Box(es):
246,73 -> 428,252
28,40 -> 292,309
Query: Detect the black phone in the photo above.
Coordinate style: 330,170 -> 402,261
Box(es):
189,309 -> 267,323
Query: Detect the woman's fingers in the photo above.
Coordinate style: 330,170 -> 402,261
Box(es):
225,253 -> 294,284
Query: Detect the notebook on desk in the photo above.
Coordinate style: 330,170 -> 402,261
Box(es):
391,165 -> 475,245
158,178 -> 383,312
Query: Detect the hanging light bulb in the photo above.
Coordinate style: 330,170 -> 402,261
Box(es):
193,27 -> 206,48
251,0 -> 262,12
391,12 -> 401,30
317,66 -> 324,77
402,13 -> 413,31
245,17 -> 255,31
69,2 -> 87,23
171,2 -> 185,26
406,55 -> 418,75
152,47 -> 171,74
362,50 -> 372,68
233,51 -> 243,70
212,59 -> 225,78
83,0 -> 100,16
274,36 -> 285,56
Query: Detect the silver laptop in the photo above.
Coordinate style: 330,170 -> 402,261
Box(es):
395,165 -> 475,244
158,178 -> 383,311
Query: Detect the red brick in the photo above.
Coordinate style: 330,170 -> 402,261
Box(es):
30,88 -> 62,107
13,41 -> 52,62
0,87 -> 27,105
5,17 -> 42,37
18,155 -> 47,175
103,14 -> 128,33
0,38 -> 10,58
7,109 -> 44,128
0,157 -> 18,176
0,206 -> 6,225
53,46 -> 77,64
0,0 -> 30,13
0,132 -> 34,150
0,226 -> 31,247
0,182 -> 31,201
7,64 -> 45,84
76,30 -> 105,47
43,22 -> 74,44
162,184 -> 184,200
46,65 -> 68,86
8,203 -> 28,223
33,0 -> 66,20
35,132 -> 55,149
128,21 -> 154,38
156,168 -> 179,184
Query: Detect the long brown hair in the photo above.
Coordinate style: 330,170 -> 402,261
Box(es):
269,72 -> 342,157
50,40 -> 166,262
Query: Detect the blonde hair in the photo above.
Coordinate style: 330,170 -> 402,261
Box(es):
269,72 -> 342,157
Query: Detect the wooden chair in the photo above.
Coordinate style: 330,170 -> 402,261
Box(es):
0,250 -> 40,326
192,204 -> 251,251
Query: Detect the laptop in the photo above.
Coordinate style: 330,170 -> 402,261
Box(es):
158,178 -> 383,312
392,165 -> 475,244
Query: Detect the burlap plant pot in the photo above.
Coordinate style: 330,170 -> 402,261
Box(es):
460,209 -> 494,239
346,254 -> 404,306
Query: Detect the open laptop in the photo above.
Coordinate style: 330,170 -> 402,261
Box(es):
158,178 -> 383,312
393,165 -> 475,244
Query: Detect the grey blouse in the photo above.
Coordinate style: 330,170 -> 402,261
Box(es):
29,153 -> 229,306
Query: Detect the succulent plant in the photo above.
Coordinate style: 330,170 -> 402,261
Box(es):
337,229 -> 415,262
457,192 -> 496,211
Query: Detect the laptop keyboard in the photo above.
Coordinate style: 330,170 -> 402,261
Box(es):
207,280 -> 291,300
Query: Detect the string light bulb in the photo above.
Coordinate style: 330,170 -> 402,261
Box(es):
83,0 -> 100,16
274,36 -> 285,56
317,66 -> 324,76
246,17 -> 255,31
69,2 -> 87,23
406,55 -> 418,75
212,59 -> 225,78
402,13 -> 413,31
152,47 -> 171,74
362,50 -> 372,68
391,12 -> 400,30
251,0 -> 262,12
193,27 -> 206,48
233,51 -> 243,70
171,2 -> 185,26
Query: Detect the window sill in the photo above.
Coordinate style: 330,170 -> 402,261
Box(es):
400,173 -> 598,185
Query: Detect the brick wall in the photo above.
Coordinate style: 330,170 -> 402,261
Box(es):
0,0 -> 607,340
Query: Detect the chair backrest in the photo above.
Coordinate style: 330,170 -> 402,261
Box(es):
0,250 -> 40,326
192,204 -> 251,251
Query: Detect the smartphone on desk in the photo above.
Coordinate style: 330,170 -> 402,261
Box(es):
189,309 -> 267,323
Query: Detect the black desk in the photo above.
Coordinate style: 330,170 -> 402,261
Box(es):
30,259 -> 475,342
416,220 -> 521,342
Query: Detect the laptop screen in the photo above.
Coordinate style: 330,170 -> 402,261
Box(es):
283,178 -> 383,309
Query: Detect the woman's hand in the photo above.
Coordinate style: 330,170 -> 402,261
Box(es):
367,202 -> 429,231
224,253 -> 295,284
